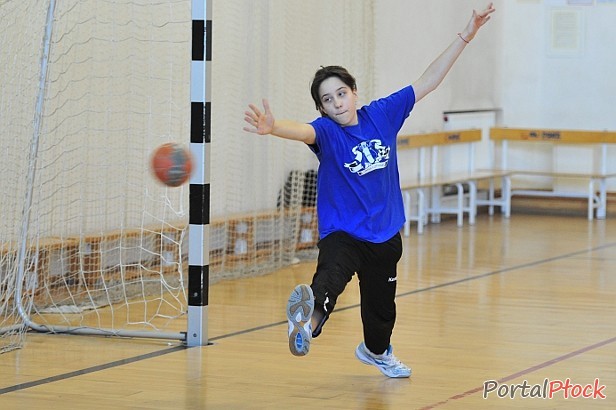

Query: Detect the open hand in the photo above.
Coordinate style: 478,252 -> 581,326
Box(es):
462,2 -> 495,42
244,99 -> 275,135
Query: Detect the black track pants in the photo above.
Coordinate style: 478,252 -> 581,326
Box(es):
310,231 -> 403,355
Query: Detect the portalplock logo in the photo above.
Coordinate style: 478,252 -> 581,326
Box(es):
483,378 -> 606,400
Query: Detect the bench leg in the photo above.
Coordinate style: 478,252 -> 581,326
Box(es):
503,175 -> 511,218
403,190 -> 411,237
597,178 -> 607,220
401,189 -> 428,236
588,180 -> 594,221
431,187 -> 441,224
469,180 -> 477,225
488,178 -> 495,216
417,188 -> 426,234
456,182 -> 464,227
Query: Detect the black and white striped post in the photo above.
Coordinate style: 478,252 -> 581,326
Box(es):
187,0 -> 212,347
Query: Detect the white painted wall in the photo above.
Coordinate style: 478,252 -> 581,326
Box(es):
374,0 -> 616,191
499,0 -> 615,130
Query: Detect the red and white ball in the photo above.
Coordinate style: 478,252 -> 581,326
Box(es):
150,143 -> 193,187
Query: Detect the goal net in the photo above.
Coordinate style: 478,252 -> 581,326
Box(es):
1,0 -> 193,353
0,0 -> 374,353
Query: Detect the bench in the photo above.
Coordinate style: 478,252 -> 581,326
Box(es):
397,130 -> 511,235
400,170 -> 511,235
489,127 -> 616,220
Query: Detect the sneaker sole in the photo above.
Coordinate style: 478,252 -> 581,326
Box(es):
286,284 -> 314,356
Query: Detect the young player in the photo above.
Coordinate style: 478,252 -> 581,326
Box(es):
244,3 -> 495,378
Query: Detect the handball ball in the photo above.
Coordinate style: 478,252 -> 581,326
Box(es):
150,143 -> 193,187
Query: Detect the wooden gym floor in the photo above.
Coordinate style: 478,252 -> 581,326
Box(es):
0,213 -> 615,409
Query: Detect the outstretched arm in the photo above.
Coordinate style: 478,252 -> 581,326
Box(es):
412,2 -> 495,103
244,99 -> 316,145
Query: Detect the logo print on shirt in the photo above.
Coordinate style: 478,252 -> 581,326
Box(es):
344,139 -> 390,176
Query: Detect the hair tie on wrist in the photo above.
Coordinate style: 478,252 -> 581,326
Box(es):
457,33 -> 470,44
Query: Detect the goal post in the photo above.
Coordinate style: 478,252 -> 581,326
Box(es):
186,0 -> 212,347
0,0 -> 199,351
1,0 -> 56,353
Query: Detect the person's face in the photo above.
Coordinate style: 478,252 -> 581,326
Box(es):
318,76 -> 358,127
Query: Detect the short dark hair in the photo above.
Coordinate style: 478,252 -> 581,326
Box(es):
310,66 -> 357,116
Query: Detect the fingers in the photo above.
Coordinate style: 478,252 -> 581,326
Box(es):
245,100 -> 268,123
248,103 -> 262,118
262,98 -> 271,115
472,3 -> 495,28
243,126 -> 258,134
244,99 -> 272,135
245,102 -> 263,127
244,114 -> 258,126
481,2 -> 496,18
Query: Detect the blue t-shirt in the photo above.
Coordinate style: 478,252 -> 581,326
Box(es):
309,85 -> 416,243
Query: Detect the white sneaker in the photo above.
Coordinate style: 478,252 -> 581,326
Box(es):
286,284 -> 314,356
355,342 -> 411,378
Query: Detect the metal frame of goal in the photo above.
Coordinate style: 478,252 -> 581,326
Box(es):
0,0 -> 211,352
